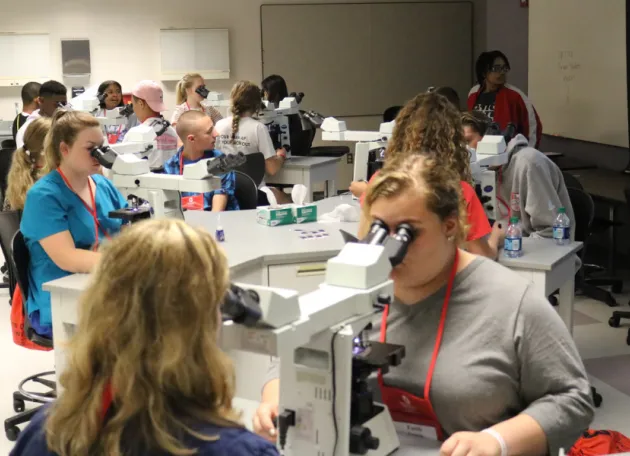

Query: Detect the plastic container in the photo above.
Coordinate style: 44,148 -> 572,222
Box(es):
553,207 -> 571,246
504,216 -> 523,258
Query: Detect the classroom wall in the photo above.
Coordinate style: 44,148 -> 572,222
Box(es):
0,0 -> 487,130
485,0 -> 629,171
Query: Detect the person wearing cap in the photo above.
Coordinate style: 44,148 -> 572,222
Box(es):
125,80 -> 178,169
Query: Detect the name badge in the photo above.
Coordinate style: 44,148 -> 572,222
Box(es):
182,194 -> 204,211
393,422 -> 439,440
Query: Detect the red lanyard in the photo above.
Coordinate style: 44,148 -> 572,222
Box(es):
379,249 -> 459,400
179,152 -> 186,175
57,169 -> 111,250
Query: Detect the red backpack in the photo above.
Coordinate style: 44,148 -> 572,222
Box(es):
570,430 -> 630,456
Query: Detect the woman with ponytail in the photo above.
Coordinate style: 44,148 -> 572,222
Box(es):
171,73 -> 223,127
215,81 -> 290,205
4,117 -> 52,211
19,109 -> 127,337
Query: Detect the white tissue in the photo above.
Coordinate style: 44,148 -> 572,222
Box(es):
291,184 -> 308,206
319,204 -> 360,223
260,186 -> 278,207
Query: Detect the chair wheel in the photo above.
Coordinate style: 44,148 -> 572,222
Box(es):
609,317 -> 621,328
13,398 -> 25,412
5,425 -> 20,442
612,283 -> 623,294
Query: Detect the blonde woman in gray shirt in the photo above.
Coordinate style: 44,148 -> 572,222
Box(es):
255,155 -> 593,456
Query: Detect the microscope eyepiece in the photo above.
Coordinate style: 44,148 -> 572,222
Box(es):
222,284 -> 263,327
363,219 -> 390,246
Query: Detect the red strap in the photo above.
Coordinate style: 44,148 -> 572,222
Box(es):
179,152 -> 185,175
57,169 -> 112,250
378,249 -> 460,399
101,382 -> 113,421
423,249 -> 459,399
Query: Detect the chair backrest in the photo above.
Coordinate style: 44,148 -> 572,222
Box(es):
383,106 -> 403,123
0,210 -> 21,297
12,230 -> 30,300
562,171 -> 584,191
567,187 -> 594,242
234,171 -> 259,210
1,139 -> 16,150
0,147 -> 15,201
13,229 -> 52,346
234,152 -> 266,188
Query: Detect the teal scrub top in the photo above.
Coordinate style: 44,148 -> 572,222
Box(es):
20,172 -> 127,327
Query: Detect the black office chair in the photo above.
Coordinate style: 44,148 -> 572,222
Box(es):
608,186 -> 630,345
4,230 -> 56,442
0,210 -> 20,299
0,147 -> 15,204
563,173 -> 622,307
1,139 -> 16,150
235,152 -> 266,188
383,106 -> 402,123
564,187 -> 603,407
234,171 -> 259,210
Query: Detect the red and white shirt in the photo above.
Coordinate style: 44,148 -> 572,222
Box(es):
468,84 -> 542,148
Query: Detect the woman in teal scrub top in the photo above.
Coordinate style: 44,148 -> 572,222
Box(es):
20,110 -> 127,337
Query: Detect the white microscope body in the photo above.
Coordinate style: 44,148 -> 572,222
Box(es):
470,134 -> 510,222
322,117 -> 394,184
222,222 -> 413,456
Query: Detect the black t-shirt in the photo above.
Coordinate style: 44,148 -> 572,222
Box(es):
12,113 -> 29,141
473,91 -> 497,121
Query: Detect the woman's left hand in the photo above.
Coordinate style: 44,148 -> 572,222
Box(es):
440,432 -> 502,456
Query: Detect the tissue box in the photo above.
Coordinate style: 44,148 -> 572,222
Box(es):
256,206 -> 295,227
293,204 -> 318,224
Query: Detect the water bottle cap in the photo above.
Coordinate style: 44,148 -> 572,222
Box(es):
510,216 -> 519,224
558,207 -> 566,213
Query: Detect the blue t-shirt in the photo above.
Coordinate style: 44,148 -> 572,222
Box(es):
163,148 -> 240,211
11,405 -> 279,456
20,172 -> 127,327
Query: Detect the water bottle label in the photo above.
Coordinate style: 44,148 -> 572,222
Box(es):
504,237 -> 522,251
553,226 -> 570,240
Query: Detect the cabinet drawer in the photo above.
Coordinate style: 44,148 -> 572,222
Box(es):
268,262 -> 328,295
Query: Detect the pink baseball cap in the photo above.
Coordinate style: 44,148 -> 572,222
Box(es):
132,80 -> 167,113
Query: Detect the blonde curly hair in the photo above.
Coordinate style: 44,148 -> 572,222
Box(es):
385,91 -> 472,184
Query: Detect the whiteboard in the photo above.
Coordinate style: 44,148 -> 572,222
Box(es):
261,2 -> 473,117
529,0 -> 628,147
160,29 -> 230,80
0,34 -> 50,82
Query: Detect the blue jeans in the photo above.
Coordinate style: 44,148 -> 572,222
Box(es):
29,311 -> 53,338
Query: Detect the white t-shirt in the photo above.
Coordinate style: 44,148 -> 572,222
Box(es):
215,116 -> 275,187
170,102 -> 223,125
123,117 -> 178,169
15,110 -> 42,149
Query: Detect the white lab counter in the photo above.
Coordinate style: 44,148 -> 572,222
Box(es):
44,196 -> 581,401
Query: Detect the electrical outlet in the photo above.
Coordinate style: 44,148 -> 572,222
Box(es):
347,153 -> 354,164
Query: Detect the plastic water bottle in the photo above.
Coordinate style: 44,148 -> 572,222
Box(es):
504,216 -> 523,258
553,207 -> 571,246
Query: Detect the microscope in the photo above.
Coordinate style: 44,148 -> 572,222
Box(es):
69,90 -> 134,129
471,123 -> 515,222
257,92 -> 303,157
222,219 -> 416,456
90,141 -> 245,223
322,118 -> 395,184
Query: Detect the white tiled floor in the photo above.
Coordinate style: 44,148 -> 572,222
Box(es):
1,292 -> 630,454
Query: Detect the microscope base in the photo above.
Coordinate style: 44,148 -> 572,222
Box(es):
354,405 -> 400,456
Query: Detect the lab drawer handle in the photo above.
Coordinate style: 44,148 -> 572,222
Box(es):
296,264 -> 327,277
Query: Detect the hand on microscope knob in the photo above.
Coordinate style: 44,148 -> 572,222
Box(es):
253,401 -> 279,443
489,221 -> 506,255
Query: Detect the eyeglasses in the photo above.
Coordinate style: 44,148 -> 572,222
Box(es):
490,65 -> 510,74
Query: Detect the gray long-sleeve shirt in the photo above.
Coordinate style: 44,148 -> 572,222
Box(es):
266,257 -> 593,454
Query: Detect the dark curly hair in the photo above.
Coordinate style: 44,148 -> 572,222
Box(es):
385,91 -> 472,184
